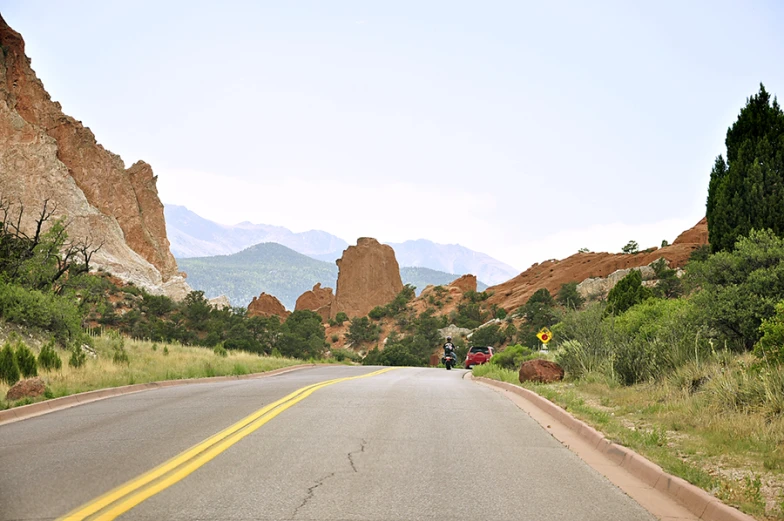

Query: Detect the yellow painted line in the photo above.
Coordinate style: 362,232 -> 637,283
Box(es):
58,367 -> 397,521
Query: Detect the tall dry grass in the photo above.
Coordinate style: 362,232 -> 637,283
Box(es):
0,335 -> 303,409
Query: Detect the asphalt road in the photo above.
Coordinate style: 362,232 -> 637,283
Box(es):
0,366 -> 655,521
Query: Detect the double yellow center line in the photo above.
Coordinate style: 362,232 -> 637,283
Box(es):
59,367 -> 397,521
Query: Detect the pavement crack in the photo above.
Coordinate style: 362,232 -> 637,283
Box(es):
347,438 -> 367,473
291,472 -> 335,518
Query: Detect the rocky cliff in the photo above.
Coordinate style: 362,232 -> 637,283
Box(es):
486,218 -> 708,311
0,16 -> 188,298
331,238 -> 404,319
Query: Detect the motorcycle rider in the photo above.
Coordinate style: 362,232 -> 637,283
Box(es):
442,336 -> 457,365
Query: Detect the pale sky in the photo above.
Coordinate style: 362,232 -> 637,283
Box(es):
2,1 -> 783,271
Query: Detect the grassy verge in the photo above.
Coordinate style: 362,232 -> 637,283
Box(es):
473,359 -> 784,521
0,336 -> 307,411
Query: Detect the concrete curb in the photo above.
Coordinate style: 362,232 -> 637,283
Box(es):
0,364 -> 316,426
472,376 -> 754,521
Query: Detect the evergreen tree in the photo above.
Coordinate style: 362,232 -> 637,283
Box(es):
707,84 -> 784,252
0,343 -> 20,385
557,282 -> 585,309
15,342 -> 38,378
38,339 -> 62,371
605,270 -> 653,316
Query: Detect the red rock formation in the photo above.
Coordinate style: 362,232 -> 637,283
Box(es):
672,217 -> 709,245
247,293 -> 290,319
487,219 -> 708,312
0,16 -> 188,298
295,283 -> 335,322
6,377 -> 46,401
519,360 -> 564,383
450,274 -> 477,293
332,238 -> 404,319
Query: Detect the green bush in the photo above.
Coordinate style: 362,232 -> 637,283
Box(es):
556,339 -> 599,379
687,229 -> 784,350
0,281 -> 82,344
368,306 -> 386,320
471,323 -> 505,347
14,342 -> 37,378
755,302 -> 784,364
335,312 -> 349,324
605,270 -> 652,316
112,344 -> 130,365
213,344 -> 228,357
346,317 -> 380,346
38,339 -> 62,371
331,348 -> 361,362
163,346 -> 169,356
69,345 -> 87,368
491,344 -> 535,370
0,342 -> 20,385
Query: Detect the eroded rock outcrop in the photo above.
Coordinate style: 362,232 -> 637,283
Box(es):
487,219 -> 708,311
247,293 -> 290,319
295,283 -> 335,321
331,238 -> 403,319
0,16 -> 189,299
450,274 -> 477,293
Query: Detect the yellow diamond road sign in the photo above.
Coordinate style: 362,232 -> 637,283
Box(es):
537,327 -> 553,344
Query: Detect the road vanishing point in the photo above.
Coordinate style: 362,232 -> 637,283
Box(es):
0,366 -> 657,520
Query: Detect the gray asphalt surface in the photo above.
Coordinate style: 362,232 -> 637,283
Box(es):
0,366 -> 655,521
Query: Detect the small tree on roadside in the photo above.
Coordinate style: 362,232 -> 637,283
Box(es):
15,342 -> 38,378
0,343 -> 21,385
38,339 -> 62,371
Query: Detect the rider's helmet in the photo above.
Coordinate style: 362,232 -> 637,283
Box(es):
446,336 -> 452,342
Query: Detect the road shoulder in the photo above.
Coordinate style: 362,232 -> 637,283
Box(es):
470,375 -> 754,521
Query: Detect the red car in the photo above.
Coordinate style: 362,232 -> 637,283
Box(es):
464,346 -> 494,368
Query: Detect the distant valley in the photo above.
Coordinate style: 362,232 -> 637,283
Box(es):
177,243 -> 487,309
165,205 -> 520,286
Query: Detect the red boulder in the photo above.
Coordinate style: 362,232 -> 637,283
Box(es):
6,377 -> 46,401
518,359 -> 564,383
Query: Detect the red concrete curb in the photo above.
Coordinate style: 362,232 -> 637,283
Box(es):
473,376 -> 755,521
0,364 -> 316,426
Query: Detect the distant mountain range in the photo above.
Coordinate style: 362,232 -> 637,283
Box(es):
165,205 -> 520,285
177,243 -> 487,309
165,205 -> 348,259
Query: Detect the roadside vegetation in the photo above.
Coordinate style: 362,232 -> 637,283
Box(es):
0,333 -> 303,410
474,85 -> 784,520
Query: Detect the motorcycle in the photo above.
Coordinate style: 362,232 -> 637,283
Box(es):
442,351 -> 457,370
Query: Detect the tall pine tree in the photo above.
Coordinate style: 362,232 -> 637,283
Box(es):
706,84 -> 784,252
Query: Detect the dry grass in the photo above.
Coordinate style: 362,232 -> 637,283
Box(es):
474,356 -> 784,520
0,336 -> 304,410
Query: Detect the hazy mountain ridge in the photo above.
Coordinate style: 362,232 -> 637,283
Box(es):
387,239 -> 519,286
177,243 -> 487,310
165,205 -> 519,285
165,205 -> 348,259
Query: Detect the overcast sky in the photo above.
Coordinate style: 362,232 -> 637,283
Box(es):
2,1 -> 783,271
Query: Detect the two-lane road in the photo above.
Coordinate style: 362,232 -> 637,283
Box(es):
0,366 -> 655,520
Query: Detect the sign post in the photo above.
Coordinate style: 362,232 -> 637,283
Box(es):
536,327 -> 553,351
